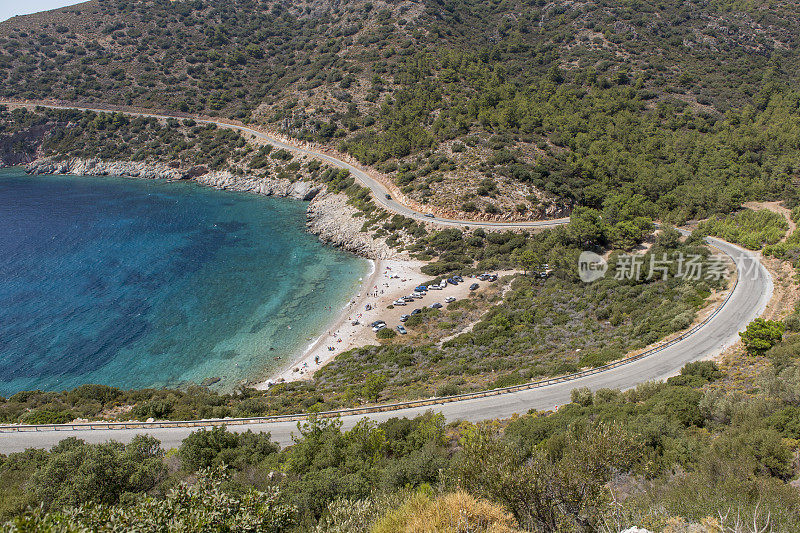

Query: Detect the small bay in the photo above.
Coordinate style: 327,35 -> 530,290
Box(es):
0,168 -> 369,396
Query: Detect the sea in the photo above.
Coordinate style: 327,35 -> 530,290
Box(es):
0,168 -> 370,396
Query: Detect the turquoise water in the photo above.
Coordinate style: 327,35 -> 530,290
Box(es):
0,168 -> 370,396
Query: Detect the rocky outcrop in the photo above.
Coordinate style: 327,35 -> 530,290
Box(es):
306,192 -> 396,259
24,157 -> 392,258
27,157 -> 184,180
25,157 -> 321,201
195,171 -> 320,201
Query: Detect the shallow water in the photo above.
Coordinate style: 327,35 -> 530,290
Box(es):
0,168 -> 369,396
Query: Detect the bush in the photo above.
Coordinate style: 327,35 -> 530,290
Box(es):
435,383 -> 461,397
377,327 -> 397,339
179,427 -> 278,472
740,318 -> 785,355
28,436 -> 166,510
9,468 -> 295,532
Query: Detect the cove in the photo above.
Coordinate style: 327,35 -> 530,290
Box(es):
0,168 -> 370,396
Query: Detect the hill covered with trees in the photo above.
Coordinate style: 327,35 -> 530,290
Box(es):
3,0 -> 800,220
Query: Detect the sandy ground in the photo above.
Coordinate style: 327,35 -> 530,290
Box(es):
256,261 -> 504,387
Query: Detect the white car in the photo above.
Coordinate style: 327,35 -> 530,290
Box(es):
412,292 -> 425,299
445,296 -> 456,303
372,324 -> 387,332
428,284 -> 442,290
393,299 -> 407,306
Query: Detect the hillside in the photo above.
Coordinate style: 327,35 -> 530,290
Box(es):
3,0 -> 800,221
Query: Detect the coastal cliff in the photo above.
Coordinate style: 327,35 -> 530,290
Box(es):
305,192 -> 395,259
24,157 -> 395,259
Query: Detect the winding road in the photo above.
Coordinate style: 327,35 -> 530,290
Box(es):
0,103 -> 774,453
1,100 -> 570,230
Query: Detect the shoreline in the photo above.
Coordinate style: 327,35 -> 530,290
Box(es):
4,163 -> 406,390
20,157 -> 396,260
256,258 -> 381,387
257,258 -> 432,387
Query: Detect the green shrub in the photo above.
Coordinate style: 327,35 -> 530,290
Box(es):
377,327 -> 397,339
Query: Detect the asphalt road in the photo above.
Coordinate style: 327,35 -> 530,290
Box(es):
1,101 -> 571,230
0,236 -> 771,453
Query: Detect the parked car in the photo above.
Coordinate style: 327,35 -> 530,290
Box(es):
370,320 -> 386,328
424,213 -> 435,218
478,274 -> 488,281
428,284 -> 442,290
403,295 -> 415,302
487,274 -> 498,282
411,308 -> 422,315
469,283 -> 479,290
400,314 -> 410,322
412,292 -> 425,299
431,302 -> 443,309
396,325 -> 407,334
439,279 -> 448,288
385,193 -> 391,199
393,299 -> 407,306
454,275 -> 464,282
445,296 -> 456,303
415,285 -> 428,292
447,277 -> 459,285
372,323 -> 387,332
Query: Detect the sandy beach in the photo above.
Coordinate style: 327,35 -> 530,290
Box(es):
256,258 -> 492,388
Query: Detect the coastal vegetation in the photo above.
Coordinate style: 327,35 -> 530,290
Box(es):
3,356 -> 800,531
309,232 -> 723,401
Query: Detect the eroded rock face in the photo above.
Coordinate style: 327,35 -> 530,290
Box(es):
306,192 -> 396,260
25,157 -> 321,200
24,157 -> 393,258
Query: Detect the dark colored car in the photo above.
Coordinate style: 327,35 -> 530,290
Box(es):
411,308 -> 422,315
469,283 -> 479,290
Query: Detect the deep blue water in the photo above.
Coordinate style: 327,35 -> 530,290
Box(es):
0,168 -> 369,396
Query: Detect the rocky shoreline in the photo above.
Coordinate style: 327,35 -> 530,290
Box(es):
22,157 -> 395,259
